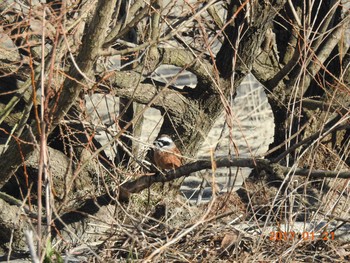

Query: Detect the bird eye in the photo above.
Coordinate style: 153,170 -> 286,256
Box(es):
160,140 -> 170,146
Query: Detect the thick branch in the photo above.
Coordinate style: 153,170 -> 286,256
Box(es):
109,70 -> 192,116
120,156 -> 350,196
159,48 -> 214,87
51,0 -> 118,126
216,0 -> 287,77
121,157 -> 269,194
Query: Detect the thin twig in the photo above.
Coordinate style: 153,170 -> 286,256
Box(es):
25,230 -> 40,263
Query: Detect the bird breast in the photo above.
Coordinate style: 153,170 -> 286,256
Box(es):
154,148 -> 182,170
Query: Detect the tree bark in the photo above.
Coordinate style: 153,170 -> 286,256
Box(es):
0,0 -> 118,188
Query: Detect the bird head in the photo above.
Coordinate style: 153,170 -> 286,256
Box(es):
153,134 -> 175,151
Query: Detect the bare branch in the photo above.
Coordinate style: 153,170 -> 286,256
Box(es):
0,0 -> 118,188
159,48 -> 214,86
103,0 -> 146,48
121,155 -> 350,197
108,70 -> 191,115
273,120 -> 349,163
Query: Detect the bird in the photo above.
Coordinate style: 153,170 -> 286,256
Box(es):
153,134 -> 182,170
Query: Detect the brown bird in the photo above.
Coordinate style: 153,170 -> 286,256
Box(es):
153,134 -> 182,170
